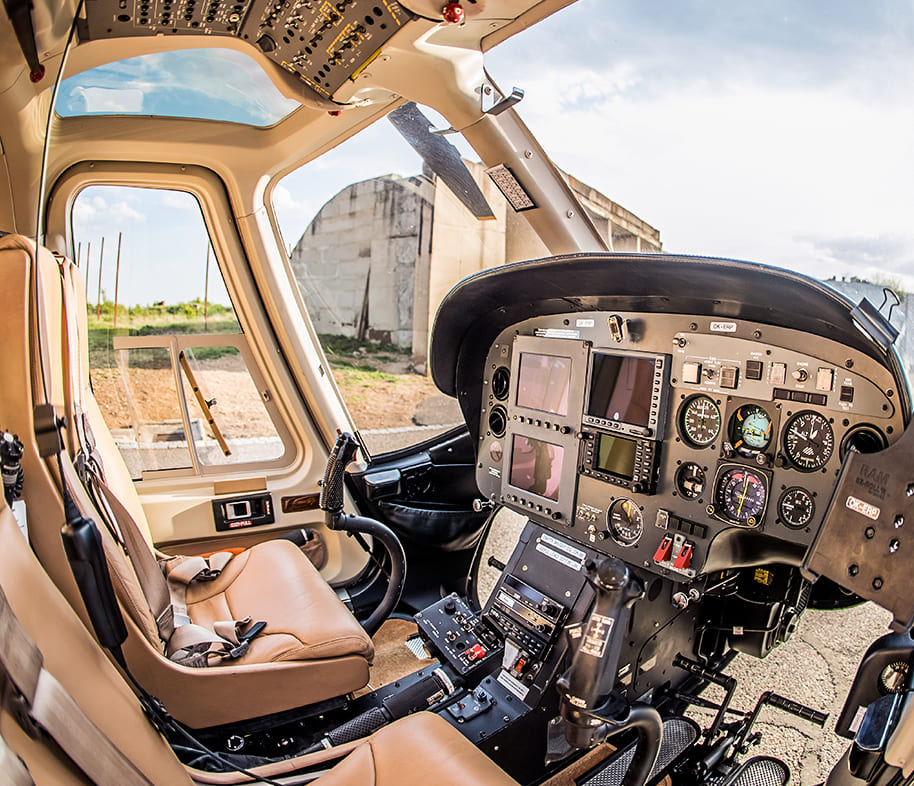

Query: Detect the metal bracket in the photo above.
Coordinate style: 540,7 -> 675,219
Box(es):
851,298 -> 899,352
33,404 -> 63,458
485,86 -> 524,116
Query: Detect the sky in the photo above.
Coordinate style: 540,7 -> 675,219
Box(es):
69,0 -> 914,305
481,0 -> 914,289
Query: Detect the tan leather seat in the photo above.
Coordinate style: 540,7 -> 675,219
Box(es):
185,539 -> 373,664
0,233 -> 374,726
0,503 -> 518,786
316,712 -> 519,786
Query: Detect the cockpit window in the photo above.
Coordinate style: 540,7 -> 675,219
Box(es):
57,48 -> 299,125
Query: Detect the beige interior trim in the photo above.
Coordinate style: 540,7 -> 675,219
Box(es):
214,477 -> 269,495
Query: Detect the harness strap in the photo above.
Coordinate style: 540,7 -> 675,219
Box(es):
0,584 -> 153,786
161,551 -> 234,626
166,617 -> 264,668
60,455 -> 176,641
53,256 -> 261,668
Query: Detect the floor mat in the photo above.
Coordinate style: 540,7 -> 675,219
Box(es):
354,618 -> 434,696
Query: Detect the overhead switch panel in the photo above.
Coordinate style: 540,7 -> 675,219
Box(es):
82,0 -> 413,99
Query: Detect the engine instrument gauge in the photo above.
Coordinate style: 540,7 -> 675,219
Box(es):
784,411 -> 834,471
714,465 -> 768,526
778,487 -> 815,529
679,395 -> 721,447
607,498 -> 644,546
676,462 -> 706,500
729,404 -> 773,455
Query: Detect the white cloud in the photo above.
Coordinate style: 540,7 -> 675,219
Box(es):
72,193 -> 145,228
483,2 -> 914,287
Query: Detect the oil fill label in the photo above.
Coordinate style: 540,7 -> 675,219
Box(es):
580,613 -> 614,658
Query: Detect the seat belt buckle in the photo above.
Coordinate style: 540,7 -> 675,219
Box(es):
229,620 -> 267,658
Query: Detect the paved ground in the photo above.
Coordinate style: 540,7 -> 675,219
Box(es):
478,509 -> 893,784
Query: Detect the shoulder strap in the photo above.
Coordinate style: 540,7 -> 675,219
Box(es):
0,584 -> 154,786
59,453 -> 176,642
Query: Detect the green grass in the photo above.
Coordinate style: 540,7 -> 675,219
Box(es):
319,334 -> 403,357
87,304 -> 242,369
85,313 -> 407,374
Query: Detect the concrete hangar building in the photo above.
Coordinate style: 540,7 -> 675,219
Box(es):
288,161 -> 662,365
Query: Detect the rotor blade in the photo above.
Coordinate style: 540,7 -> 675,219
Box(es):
388,102 -> 496,221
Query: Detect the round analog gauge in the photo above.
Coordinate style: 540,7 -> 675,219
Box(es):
715,466 -> 768,526
729,404 -> 773,455
679,395 -> 721,447
880,662 -> 909,694
778,487 -> 815,529
676,462 -> 706,500
784,411 -> 834,471
607,498 -> 644,546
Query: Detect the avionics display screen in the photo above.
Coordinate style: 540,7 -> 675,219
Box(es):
595,433 -> 637,480
515,352 -> 572,416
586,353 -> 655,428
509,435 -> 564,501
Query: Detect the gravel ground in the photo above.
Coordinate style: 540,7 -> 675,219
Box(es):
477,510 -> 893,784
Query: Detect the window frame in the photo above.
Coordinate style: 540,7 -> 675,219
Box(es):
48,162 -> 310,483
111,332 -> 292,478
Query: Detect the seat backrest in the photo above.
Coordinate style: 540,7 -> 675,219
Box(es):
0,502 -> 193,785
0,233 -> 162,646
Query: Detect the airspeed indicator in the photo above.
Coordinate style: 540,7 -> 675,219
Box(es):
679,395 -> 721,447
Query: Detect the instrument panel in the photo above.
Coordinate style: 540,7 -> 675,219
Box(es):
475,310 -> 904,582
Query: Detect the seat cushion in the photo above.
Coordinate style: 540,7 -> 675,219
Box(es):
316,712 -> 520,786
186,539 -> 374,664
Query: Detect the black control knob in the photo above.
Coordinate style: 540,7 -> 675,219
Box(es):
444,598 -> 457,614
551,511 -> 562,521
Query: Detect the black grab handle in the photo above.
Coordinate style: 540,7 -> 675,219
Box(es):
320,432 -> 360,515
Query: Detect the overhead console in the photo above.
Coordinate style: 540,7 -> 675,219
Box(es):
432,254 -> 909,585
